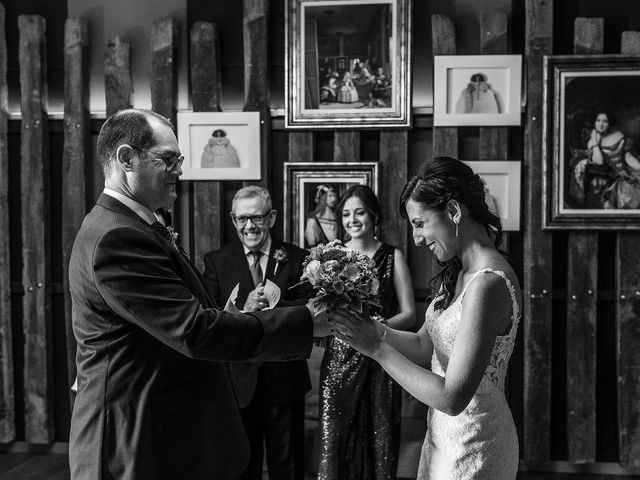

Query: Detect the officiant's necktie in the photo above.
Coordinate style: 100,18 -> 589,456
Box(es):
248,251 -> 264,287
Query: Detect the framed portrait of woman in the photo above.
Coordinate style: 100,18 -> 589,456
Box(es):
285,0 -> 411,129
543,55 -> 640,229
284,162 -> 379,247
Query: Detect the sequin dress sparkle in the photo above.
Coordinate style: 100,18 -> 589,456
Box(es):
417,268 -> 520,480
318,243 -> 402,480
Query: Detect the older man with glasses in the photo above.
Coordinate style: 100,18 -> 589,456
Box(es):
68,109 -> 330,480
202,185 -> 313,480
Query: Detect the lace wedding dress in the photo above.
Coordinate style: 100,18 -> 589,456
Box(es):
417,268 -> 520,479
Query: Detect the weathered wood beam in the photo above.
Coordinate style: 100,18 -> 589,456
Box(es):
523,0 -> 553,462
333,131 -> 360,162
190,22 -> 224,271
431,14 -> 457,158
62,17 -> 90,409
151,18 -> 179,126
565,17 -> 602,464
0,3 -> 15,443
379,131 -> 408,255
288,132 -> 314,163
19,14 -> 54,443
105,36 -> 132,117
616,32 -> 640,468
479,13 -> 509,160
243,0 -> 270,188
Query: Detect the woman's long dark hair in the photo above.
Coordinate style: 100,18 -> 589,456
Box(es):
335,184 -> 382,242
400,156 -> 504,310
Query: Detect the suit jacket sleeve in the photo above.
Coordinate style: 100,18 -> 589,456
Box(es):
202,252 -> 222,306
93,226 -> 312,362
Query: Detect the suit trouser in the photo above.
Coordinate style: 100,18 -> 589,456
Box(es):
237,381 -> 306,480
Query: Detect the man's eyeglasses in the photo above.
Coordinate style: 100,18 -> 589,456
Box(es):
131,145 -> 184,173
231,211 -> 273,226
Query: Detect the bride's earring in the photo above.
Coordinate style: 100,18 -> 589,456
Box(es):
455,221 -> 459,238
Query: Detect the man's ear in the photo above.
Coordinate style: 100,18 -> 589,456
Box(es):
115,144 -> 136,172
268,209 -> 278,226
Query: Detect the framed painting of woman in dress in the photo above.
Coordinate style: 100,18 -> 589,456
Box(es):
543,56 -> 640,229
284,162 -> 378,247
176,112 -> 261,180
285,0 -> 411,129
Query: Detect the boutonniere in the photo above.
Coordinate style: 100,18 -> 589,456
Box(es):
166,226 -> 179,248
272,247 -> 289,275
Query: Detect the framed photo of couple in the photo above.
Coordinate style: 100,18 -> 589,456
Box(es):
285,0 -> 412,129
542,55 -> 640,229
284,162 -> 379,248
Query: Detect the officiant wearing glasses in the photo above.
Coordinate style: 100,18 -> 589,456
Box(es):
203,185 -> 313,480
68,109 -> 329,480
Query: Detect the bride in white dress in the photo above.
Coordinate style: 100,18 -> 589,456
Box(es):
331,156 -> 521,479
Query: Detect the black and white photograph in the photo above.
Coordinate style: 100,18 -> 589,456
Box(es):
5,3 -> 640,480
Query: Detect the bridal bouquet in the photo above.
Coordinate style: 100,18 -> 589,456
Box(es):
299,240 -> 380,317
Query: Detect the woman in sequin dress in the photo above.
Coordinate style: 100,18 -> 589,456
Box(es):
331,158 -> 521,479
318,185 -> 416,480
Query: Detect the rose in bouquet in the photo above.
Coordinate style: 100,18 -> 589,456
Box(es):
298,240 -> 380,317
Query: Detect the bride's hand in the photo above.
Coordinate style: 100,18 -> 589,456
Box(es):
329,308 -> 386,358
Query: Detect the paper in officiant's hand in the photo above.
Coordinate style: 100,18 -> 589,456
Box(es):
223,279 -> 281,313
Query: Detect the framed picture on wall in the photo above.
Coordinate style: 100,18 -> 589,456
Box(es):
433,55 -> 522,126
177,112 -> 261,180
463,161 -> 522,231
284,162 -> 379,247
285,0 -> 412,129
543,55 -> 640,229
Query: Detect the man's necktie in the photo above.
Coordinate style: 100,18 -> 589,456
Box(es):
248,251 -> 264,287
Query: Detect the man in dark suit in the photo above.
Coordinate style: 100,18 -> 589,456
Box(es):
68,109 -> 328,480
202,186 -> 312,480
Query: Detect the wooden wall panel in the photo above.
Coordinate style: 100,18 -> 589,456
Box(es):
565,17 -> 602,463
105,37 -> 132,117
523,0 -> 553,462
62,18 -> 90,408
243,0 -> 270,188
0,3 -> 15,443
151,18 -> 179,126
19,15 -> 54,443
379,131 -> 408,254
616,32 -> 640,469
479,13 -> 508,160
431,14 -> 457,159
334,131 -> 360,162
288,132 -> 314,163
190,22 -> 224,271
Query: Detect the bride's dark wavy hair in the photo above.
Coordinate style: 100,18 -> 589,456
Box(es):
399,157 -> 505,311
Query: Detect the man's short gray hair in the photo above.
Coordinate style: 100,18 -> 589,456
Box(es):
232,185 -> 272,211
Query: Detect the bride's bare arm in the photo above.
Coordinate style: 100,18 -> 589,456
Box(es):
331,273 -> 512,415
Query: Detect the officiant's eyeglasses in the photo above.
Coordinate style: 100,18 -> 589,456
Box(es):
131,145 -> 184,173
231,211 -> 273,226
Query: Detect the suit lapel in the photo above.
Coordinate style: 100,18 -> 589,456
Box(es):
97,193 -> 217,307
